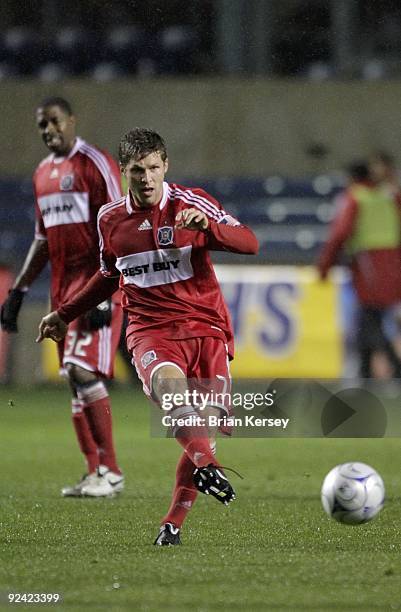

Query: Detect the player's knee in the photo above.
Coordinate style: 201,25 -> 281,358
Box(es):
76,379 -> 109,405
152,364 -> 186,403
65,363 -> 98,386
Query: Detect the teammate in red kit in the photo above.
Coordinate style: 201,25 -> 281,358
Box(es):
0,97 -> 124,497
36,127 -> 259,544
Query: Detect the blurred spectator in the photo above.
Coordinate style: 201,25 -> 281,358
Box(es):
369,150 -> 399,196
317,159 -> 401,379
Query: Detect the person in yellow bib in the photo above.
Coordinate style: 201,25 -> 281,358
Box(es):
317,160 -> 401,379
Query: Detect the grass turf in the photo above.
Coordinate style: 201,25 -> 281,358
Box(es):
1,385 -> 401,611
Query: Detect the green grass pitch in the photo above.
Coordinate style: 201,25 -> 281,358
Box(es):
1,385 -> 401,611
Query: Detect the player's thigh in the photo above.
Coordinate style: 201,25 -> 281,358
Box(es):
128,336 -> 188,400
61,308 -> 122,379
196,337 -> 231,382
191,337 -> 231,403
194,337 -> 232,436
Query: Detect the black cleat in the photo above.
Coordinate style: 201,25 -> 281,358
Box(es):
154,523 -> 181,546
193,464 -> 236,506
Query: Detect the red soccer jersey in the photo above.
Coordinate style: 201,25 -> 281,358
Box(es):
33,137 -> 122,307
97,182 -> 258,358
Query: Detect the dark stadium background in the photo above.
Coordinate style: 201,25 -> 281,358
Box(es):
2,2 -> 401,610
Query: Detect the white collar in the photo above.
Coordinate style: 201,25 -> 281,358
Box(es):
50,137 -> 84,164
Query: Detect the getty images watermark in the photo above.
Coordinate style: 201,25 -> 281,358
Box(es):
150,378 -> 401,438
159,388 -> 290,431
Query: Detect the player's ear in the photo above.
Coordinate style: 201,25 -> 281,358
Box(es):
69,114 -> 77,129
164,157 -> 169,174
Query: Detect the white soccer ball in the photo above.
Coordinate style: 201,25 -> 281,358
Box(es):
321,462 -> 385,524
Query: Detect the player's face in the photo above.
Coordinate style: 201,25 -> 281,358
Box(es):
36,105 -> 76,156
123,152 -> 168,208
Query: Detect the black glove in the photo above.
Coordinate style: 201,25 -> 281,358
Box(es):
0,288 -> 25,333
86,298 -> 112,330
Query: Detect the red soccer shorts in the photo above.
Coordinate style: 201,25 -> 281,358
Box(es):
58,304 -> 123,379
128,335 -> 231,407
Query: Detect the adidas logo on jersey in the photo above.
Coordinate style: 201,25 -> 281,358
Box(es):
138,219 -> 152,231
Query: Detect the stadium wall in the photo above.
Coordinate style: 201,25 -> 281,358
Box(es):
3,79 -> 401,177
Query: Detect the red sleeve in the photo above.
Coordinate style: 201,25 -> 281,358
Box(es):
58,271 -> 119,323
206,221 -> 259,254
97,211 -> 119,277
184,187 -> 259,254
317,192 -> 358,278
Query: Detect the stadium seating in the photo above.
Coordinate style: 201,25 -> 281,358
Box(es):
52,27 -> 99,75
2,4 -> 401,80
36,62 -> 71,82
103,26 -> 151,74
156,26 -> 198,74
1,24 -> 200,78
2,27 -> 41,75
91,61 -> 128,82
0,61 -> 19,79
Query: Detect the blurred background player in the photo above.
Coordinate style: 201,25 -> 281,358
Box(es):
0,97 -> 125,496
317,159 -> 401,379
369,150 -> 400,197
36,127 -> 259,544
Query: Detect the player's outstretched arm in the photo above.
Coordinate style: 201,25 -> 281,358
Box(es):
57,270 -> 119,325
36,311 -> 68,343
206,221 -> 259,254
175,207 -> 258,254
36,271 -> 119,343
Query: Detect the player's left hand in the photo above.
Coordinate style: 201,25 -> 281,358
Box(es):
86,299 -> 112,330
36,311 -> 68,343
175,208 -> 208,231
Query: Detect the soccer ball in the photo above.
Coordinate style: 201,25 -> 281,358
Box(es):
321,462 -> 385,524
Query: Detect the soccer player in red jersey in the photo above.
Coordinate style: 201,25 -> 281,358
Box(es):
0,97 -> 124,497
36,127 -> 259,544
